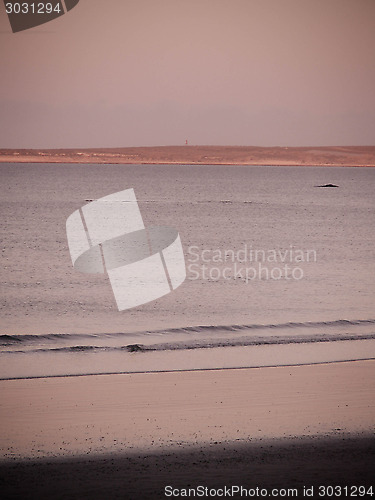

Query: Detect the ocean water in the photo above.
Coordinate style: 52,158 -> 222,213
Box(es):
1,163 -> 374,378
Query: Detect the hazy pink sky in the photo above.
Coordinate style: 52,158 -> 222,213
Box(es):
1,0 -> 374,148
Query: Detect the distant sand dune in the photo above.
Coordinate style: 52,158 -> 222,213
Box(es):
1,145 -> 375,166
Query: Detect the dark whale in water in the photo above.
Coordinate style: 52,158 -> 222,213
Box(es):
316,183 -> 339,188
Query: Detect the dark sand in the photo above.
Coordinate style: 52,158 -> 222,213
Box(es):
1,145 -> 375,166
1,435 -> 374,499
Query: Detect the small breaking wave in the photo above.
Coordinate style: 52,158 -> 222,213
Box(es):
1,318 -> 374,348
2,332 -> 375,356
0,332 -> 98,346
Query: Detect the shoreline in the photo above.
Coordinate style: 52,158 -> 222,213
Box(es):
2,338 -> 374,381
1,145 -> 375,167
1,356 -> 374,382
2,160 -> 375,168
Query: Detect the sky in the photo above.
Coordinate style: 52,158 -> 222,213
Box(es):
0,0 -> 375,148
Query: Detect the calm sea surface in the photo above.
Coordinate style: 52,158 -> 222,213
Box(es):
1,163 -> 374,378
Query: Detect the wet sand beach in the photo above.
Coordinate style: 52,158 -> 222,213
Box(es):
1,361 -> 374,498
